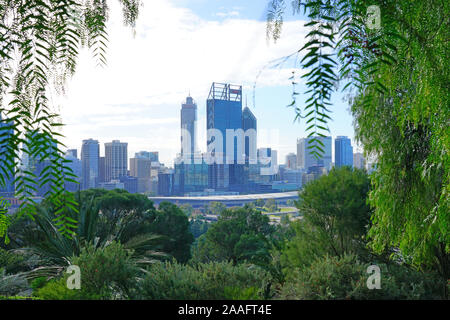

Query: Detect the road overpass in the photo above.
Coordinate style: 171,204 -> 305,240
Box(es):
148,191 -> 299,208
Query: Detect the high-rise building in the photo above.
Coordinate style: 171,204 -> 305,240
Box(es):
335,136 -> 354,168
135,151 -> 158,162
206,82 -> 244,191
353,152 -> 365,169
297,136 -> 332,170
130,157 -> 152,193
105,140 -> 128,182
98,157 -> 106,183
180,95 -> 197,157
285,153 -> 297,170
81,139 -> 99,190
0,114 -> 15,196
64,150 -> 81,192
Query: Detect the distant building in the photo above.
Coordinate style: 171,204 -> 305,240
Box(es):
297,136 -> 332,171
181,95 -> 197,157
335,136 -> 353,168
105,140 -> 128,182
135,151 -> 158,163
130,157 -> 152,193
158,170 -> 174,196
81,139 -> 99,190
99,180 -> 124,191
119,175 -> 138,194
242,104 -> 257,164
285,153 -> 297,170
353,152 -> 365,169
206,82 -> 244,191
98,157 -> 106,184
64,150 -> 81,192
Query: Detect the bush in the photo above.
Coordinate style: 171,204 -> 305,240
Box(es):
0,248 -> 26,274
70,242 -> 138,299
136,261 -> 272,300
34,277 -> 101,300
279,254 -> 446,300
0,268 -> 30,297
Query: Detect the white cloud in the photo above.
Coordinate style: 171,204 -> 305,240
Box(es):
58,0 -> 308,165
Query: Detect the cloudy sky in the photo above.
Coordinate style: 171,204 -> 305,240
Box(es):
58,0 -> 357,166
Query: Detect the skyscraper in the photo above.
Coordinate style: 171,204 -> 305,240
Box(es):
0,114 -> 15,196
105,140 -> 128,182
335,136 -> 354,168
81,139 -> 99,190
297,136 -> 332,170
285,153 -> 297,170
130,156 -> 152,193
180,95 -> 197,158
135,151 -> 159,163
206,82 -> 243,190
64,150 -> 81,192
353,152 -> 365,169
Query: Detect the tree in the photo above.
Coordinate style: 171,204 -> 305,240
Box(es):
192,206 -> 275,266
267,0 -> 448,283
208,201 -> 226,215
0,0 -> 142,240
282,167 -> 372,269
148,202 -> 194,263
265,199 -> 278,212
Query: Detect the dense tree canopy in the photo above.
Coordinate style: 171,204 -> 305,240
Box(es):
267,0 -> 449,280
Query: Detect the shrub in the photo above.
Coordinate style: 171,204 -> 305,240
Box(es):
279,254 -> 446,300
70,242 -> 138,299
0,248 -> 26,274
136,261 -> 272,300
34,277 -> 101,300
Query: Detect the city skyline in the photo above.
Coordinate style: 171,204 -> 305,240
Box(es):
57,0 -> 359,167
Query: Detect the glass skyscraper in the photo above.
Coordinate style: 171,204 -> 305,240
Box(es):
81,139 -> 99,190
206,82 -> 243,191
105,140 -> 128,182
335,136 -> 354,168
181,95 -> 197,158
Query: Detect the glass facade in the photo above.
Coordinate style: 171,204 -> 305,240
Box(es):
81,139 -> 99,190
335,136 -> 354,168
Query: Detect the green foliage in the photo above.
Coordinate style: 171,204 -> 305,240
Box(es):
0,248 -> 25,274
34,276 -> 100,300
7,189 -> 165,279
70,242 -> 138,299
0,0 -> 142,241
282,167 -> 372,269
191,206 -> 275,266
279,254 -> 446,300
0,268 -> 30,297
267,0 -> 449,278
136,261 -> 272,300
35,241 -> 140,300
189,217 -> 209,239
148,202 -> 194,263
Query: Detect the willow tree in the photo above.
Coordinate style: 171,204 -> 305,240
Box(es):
267,0 -> 449,281
0,0 -> 141,241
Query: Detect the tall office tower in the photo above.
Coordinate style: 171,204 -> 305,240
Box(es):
81,139 -> 99,190
297,136 -> 332,170
0,114 -> 15,196
353,152 -> 365,169
130,157 -> 152,193
135,151 -> 159,163
285,153 -> 297,170
64,150 -> 81,192
180,95 -> 197,158
335,136 -> 354,168
105,140 -> 128,182
206,82 -> 243,191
